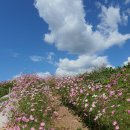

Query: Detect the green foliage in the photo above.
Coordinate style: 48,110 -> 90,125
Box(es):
0,81 -> 14,98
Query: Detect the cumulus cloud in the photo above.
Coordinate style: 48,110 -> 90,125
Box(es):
36,72 -> 52,78
34,0 -> 130,75
123,57 -> 130,65
56,55 -> 112,76
35,0 -> 130,55
30,55 -> 44,62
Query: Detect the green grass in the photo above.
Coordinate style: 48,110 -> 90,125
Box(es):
0,96 -> 9,103
0,81 -> 14,98
14,92 -> 52,129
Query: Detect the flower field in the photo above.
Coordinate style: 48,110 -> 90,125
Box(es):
53,66 -> 130,130
0,65 -> 130,130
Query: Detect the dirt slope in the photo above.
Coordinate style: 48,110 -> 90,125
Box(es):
51,96 -> 88,130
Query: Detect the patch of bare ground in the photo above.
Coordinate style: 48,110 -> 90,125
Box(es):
51,96 -> 89,130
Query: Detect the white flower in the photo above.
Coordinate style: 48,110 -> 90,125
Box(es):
92,94 -> 97,98
88,85 -> 91,89
98,113 -> 102,117
85,99 -> 88,102
94,116 -> 98,121
85,103 -> 89,108
89,107 -> 93,112
92,102 -> 96,108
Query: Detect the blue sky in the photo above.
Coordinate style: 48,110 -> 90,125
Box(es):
0,0 -> 130,81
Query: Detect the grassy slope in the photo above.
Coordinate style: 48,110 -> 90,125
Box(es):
53,65 -> 130,130
0,65 -> 130,129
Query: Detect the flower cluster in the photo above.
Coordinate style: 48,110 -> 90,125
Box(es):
1,75 -> 55,130
0,66 -> 130,130
54,67 -> 130,130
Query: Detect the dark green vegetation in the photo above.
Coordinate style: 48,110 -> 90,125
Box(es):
0,81 -> 14,98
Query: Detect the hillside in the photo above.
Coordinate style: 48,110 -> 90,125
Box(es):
0,65 -> 130,130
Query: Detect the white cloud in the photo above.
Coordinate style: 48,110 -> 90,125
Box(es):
56,55 -> 112,76
13,72 -> 52,80
125,0 -> 130,4
12,52 -> 19,58
36,72 -> 52,78
30,53 -> 55,64
30,55 -> 44,62
121,12 -> 128,26
105,0 -> 108,4
35,0 -> 130,75
46,52 -> 55,64
35,0 -> 130,55
95,2 -> 102,9
13,72 -> 23,79
126,8 -> 130,16
123,57 -> 130,65
98,6 -> 121,32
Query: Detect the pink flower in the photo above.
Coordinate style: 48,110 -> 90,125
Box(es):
16,117 -> 21,122
31,127 -> 35,130
127,110 -> 130,114
30,115 -> 34,121
22,116 -> 28,122
39,127 -> 44,130
118,92 -> 122,96
53,111 -> 59,118
106,84 -> 111,88
113,121 -> 117,126
40,122 -> 45,127
109,91 -> 115,97
9,128 -> 14,130
80,89 -> 83,93
13,126 -> 21,130
115,125 -> 119,130
126,98 -> 130,102
111,110 -> 115,115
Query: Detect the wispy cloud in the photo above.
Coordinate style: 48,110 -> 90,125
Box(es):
125,8 -> 130,16
30,52 -> 55,64
30,55 -> 44,62
12,52 -> 19,58
36,72 -> 52,78
46,52 -> 55,64
125,0 -> 130,5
